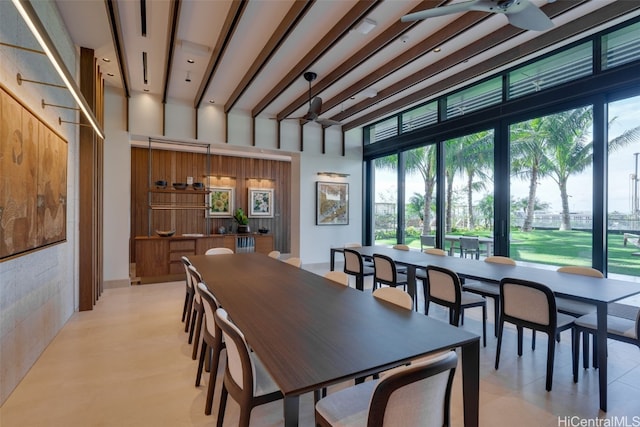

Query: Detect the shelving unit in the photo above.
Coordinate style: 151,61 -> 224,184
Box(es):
146,138 -> 211,236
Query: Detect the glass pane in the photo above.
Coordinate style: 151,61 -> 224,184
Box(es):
404,145 -> 437,249
509,42 -> 592,99
602,21 -> 640,70
446,77 -> 501,119
607,96 -> 640,279
443,130 -> 494,257
367,117 -> 398,144
374,155 -> 398,245
402,102 -> 438,133
509,107 -> 594,267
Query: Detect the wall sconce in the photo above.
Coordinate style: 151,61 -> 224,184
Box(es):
12,0 -> 105,140
317,172 -> 350,178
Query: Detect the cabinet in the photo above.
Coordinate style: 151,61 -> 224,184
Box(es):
146,138 -> 211,236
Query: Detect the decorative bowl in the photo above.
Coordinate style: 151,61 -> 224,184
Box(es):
155,180 -> 167,189
173,183 -> 187,190
258,227 -> 269,234
155,229 -> 176,237
192,182 -> 204,190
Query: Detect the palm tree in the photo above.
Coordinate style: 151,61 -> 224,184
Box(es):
406,146 -> 437,234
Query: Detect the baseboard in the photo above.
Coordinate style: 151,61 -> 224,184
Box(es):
104,279 -> 131,289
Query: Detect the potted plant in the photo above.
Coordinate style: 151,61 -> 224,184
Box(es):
233,208 -> 250,233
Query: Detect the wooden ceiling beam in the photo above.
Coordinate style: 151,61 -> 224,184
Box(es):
162,0 -> 181,104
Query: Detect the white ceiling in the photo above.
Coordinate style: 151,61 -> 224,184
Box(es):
53,0 -> 640,132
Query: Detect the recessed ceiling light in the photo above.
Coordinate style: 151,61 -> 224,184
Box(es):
209,99 -> 215,104
102,58 -> 111,62
354,18 -> 376,35
433,47 -> 441,53
187,59 -> 194,64
107,73 -> 114,77
144,89 -> 149,92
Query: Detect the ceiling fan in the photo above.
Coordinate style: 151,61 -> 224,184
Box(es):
401,0 -> 554,32
290,72 -> 341,127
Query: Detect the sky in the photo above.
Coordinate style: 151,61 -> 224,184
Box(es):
376,95 -> 640,214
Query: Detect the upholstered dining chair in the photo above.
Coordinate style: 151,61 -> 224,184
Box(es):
205,247 -> 234,255
392,244 -> 410,251
495,277 -> 576,391
181,256 -> 195,329
267,250 -> 281,259
315,351 -> 458,427
372,253 -> 408,291
423,248 -> 447,256
283,257 -> 302,268
462,255 -> 516,336
344,242 -> 374,268
343,248 -> 375,291
187,265 -> 206,359
214,308 -> 283,427
195,282 -> 225,415
372,286 -> 413,310
324,271 -> 350,286
423,265 -> 487,347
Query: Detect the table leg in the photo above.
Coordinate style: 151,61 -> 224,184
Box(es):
462,339 -> 480,427
596,302 -> 607,411
330,249 -> 337,271
406,266 -> 417,311
284,395 -> 299,427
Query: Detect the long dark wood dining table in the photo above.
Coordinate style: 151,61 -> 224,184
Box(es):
329,245 -> 640,412
189,252 -> 480,427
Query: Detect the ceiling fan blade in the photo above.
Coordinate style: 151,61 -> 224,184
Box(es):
505,0 -> 553,31
401,0 -> 479,22
316,118 -> 342,127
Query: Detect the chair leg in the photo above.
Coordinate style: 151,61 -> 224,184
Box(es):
495,320 -> 504,370
583,331 -> 590,369
196,340 -> 208,387
216,384 -> 228,427
182,291 -> 189,322
192,310 -> 204,360
546,332 -> 556,391
481,305 -> 487,347
188,307 -> 198,344
532,330 -> 536,350
573,329 -> 580,383
184,294 -> 194,333
205,342 -> 222,415
517,326 -> 523,356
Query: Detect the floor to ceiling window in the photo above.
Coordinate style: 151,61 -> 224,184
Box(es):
373,154 -> 398,245
607,95 -> 640,278
509,107 -> 594,267
443,131 -> 494,256
404,145 -> 437,249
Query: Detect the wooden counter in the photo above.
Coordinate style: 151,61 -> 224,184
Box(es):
133,234 -> 274,283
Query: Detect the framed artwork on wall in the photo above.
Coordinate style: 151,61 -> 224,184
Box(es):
207,187 -> 234,217
248,188 -> 274,217
316,182 -> 348,225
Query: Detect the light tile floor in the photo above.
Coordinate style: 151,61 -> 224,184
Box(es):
1,262 -> 639,426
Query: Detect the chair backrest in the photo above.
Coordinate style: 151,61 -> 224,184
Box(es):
188,265 -> 204,303
425,265 -> 462,326
367,351 -> 458,427
344,242 -> 362,248
373,287 -> 412,310
420,235 -> 436,250
499,277 -> 556,327
557,265 -> 604,278
424,248 -> 447,256
214,308 -> 256,395
323,271 -> 349,286
283,257 -> 302,268
267,250 -> 281,259
459,236 -> 479,251
197,282 -> 220,336
343,248 -> 365,275
182,256 -> 193,288
392,244 -> 410,251
373,253 -> 399,286
485,255 -> 516,266
205,247 -> 234,255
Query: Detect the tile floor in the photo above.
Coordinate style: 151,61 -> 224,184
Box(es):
1,262 -> 639,427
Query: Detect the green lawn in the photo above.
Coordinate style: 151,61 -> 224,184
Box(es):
377,229 -> 640,277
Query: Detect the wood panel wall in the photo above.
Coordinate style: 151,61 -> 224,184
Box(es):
130,147 -> 291,262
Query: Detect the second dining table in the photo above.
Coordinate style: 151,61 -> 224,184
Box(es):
189,252 -> 480,427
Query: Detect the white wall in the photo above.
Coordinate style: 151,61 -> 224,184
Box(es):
0,1 -> 78,405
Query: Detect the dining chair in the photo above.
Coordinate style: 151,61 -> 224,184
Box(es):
315,351 -> 458,427
324,271 -> 350,286
372,253 -> 408,291
462,255 -> 516,337
343,248 -> 375,291
372,286 -> 413,310
459,236 -> 480,259
423,265 -> 487,347
214,308 -> 283,427
283,256 -> 302,268
423,248 -> 447,256
420,235 -> 436,251
495,277 -> 576,391
572,303 -> 640,382
195,282 -> 225,415
344,242 -> 374,268
392,244 -> 410,251
181,256 -> 195,329
205,247 -> 234,255
187,265 -> 205,359
267,250 -> 281,259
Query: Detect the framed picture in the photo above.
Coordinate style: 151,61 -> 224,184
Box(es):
248,188 -> 274,217
207,187 -> 234,217
316,182 -> 348,225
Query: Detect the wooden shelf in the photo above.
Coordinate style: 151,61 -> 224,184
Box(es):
149,188 -> 210,194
